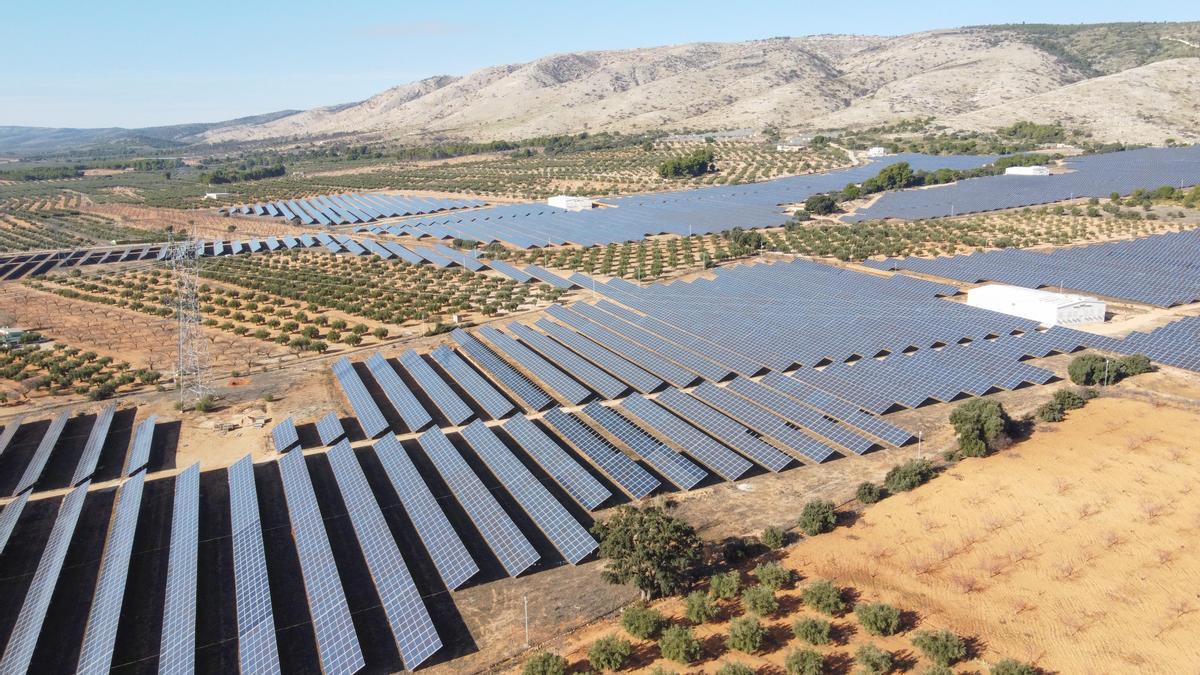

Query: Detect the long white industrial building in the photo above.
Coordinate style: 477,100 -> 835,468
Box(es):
966,283 -> 1106,326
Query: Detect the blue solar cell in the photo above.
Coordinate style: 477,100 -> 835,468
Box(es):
541,408 -> 660,499
500,415 -> 611,510
398,349 -> 474,425
429,345 -> 515,420
618,393 -> 752,480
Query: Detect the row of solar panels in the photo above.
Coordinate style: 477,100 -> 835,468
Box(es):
223,192 -> 487,226
1111,315 -> 1200,372
845,144 -> 1200,222
862,229 -> 1200,307
0,243 -> 167,281
0,405 -> 157,497
0,455 -> 175,673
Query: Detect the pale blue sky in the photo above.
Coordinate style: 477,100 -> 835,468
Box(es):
0,0 -> 1192,128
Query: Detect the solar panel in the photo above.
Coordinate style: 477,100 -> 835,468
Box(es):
0,415 -> 25,459
580,402 -> 707,490
535,318 -> 664,394
725,377 -> 876,455
12,410 -> 68,495
125,414 -> 158,475
416,428 -> 540,576
77,471 -> 146,675
451,329 -> 553,411
159,463 -> 200,675
315,411 -> 346,446
508,323 -> 628,399
654,388 -> 793,472
540,407 -> 660,499
761,372 -> 914,446
334,356 -> 391,437
459,420 -> 597,563
398,349 -> 474,425
0,481 -> 89,674
326,440 -> 442,670
270,416 -> 300,452
372,434 -> 479,589
364,352 -> 433,433
0,490 -> 29,557
619,394 -> 752,481
524,265 -> 574,289
500,415 -> 611,510
691,382 -> 836,463
544,306 -> 697,388
485,258 -> 534,283
228,455 -> 282,675
478,326 -> 592,405
276,449 -> 366,675
71,403 -> 115,485
429,345 -> 515,420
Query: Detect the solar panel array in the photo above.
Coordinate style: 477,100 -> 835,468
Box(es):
125,414 -> 158,475
478,326 -> 591,405
692,382 -> 837,463
276,448 -> 366,675
545,305 -> 698,388
399,349 -> 474,425
534,318 -> 664,394
334,356 -> 392,437
759,372 -> 914,446
77,471 -> 146,675
618,393 -> 752,481
459,421 -> 598,563
225,192 -> 486,225
862,229 -> 1200,307
452,329 -> 554,410
725,377 -> 877,455
541,407 -> 660,499
364,352 -> 433,433
270,416 -> 300,452
228,455 -> 282,675
0,481 -> 89,674
508,322 -> 628,399
373,434 -> 479,590
417,428 -> 541,577
1114,315 -> 1200,372
0,491 -> 29,557
429,345 -> 516,420
315,411 -> 346,446
654,387 -> 794,472
0,415 -> 23,459
846,145 -> 1200,222
159,463 -> 200,675
501,415 -> 612,510
13,410 -> 67,495
326,440 -> 442,670
71,403 -> 115,485
580,402 -> 708,490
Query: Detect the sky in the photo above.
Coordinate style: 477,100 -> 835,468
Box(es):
0,0 -> 1193,129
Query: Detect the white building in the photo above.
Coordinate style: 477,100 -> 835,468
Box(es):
966,284 -> 1105,326
1004,165 -> 1050,176
203,192 -> 232,200
548,195 -> 594,211
865,146 -> 889,158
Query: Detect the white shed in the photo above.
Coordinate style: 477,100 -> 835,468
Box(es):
966,284 -> 1105,326
548,195 -> 594,211
1004,165 -> 1050,176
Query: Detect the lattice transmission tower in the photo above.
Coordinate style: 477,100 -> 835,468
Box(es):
166,222 -> 211,408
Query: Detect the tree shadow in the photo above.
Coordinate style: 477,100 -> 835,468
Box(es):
777,593 -> 804,616
891,648 -> 920,672
898,609 -> 922,633
823,650 -> 855,675
830,620 -> 858,646
700,633 -> 727,662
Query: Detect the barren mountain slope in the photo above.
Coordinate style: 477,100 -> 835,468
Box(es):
944,58 -> 1200,144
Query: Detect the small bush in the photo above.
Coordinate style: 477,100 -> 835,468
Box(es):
911,630 -> 967,666
924,665 -> 954,675
855,602 -> 901,636
799,499 -> 837,536
658,625 -> 702,664
950,398 -> 1010,457
802,581 -> 846,616
792,617 -> 832,645
1067,354 -> 1113,385
761,525 -> 786,549
742,584 -> 779,616
716,662 -> 755,675
621,605 -> 664,639
726,616 -> 765,653
523,651 -> 567,675
855,644 -> 894,675
709,571 -> 740,600
786,648 -> 825,675
685,591 -> 718,624
753,561 -> 791,590
991,659 -> 1038,675
588,635 -> 632,672
1118,354 -> 1152,376
884,458 -> 936,493
1036,401 -> 1065,422
1051,388 -> 1086,410
856,481 -> 882,504
722,537 -> 756,564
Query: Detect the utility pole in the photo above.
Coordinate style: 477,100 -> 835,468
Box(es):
167,222 -> 211,410
523,594 -> 530,647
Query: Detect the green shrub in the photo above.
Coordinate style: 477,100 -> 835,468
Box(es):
950,398 -> 1010,457
923,665 -> 954,675
685,591 -> 718,624
884,459 -> 936,493
1036,401 -> 1065,422
799,499 -> 837,536
855,602 -> 901,636
792,617 -> 832,645
785,648 -> 825,675
855,644 -> 894,675
761,525 -> 786,550
856,481 -> 882,504
1051,388 -> 1086,410
991,659 -> 1038,675
801,581 -> 846,616
588,635 -> 631,672
658,625 -> 702,664
1067,354 -> 1113,385
753,561 -> 791,590
726,616 -> 765,653
716,662 -> 755,675
722,537 -> 755,564
911,630 -> 967,666
621,605 -> 664,639
522,651 -> 567,675
1118,354 -> 1152,376
742,584 -> 779,616
709,571 -> 740,600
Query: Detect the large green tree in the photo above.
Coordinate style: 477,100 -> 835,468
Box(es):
592,505 -> 702,599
